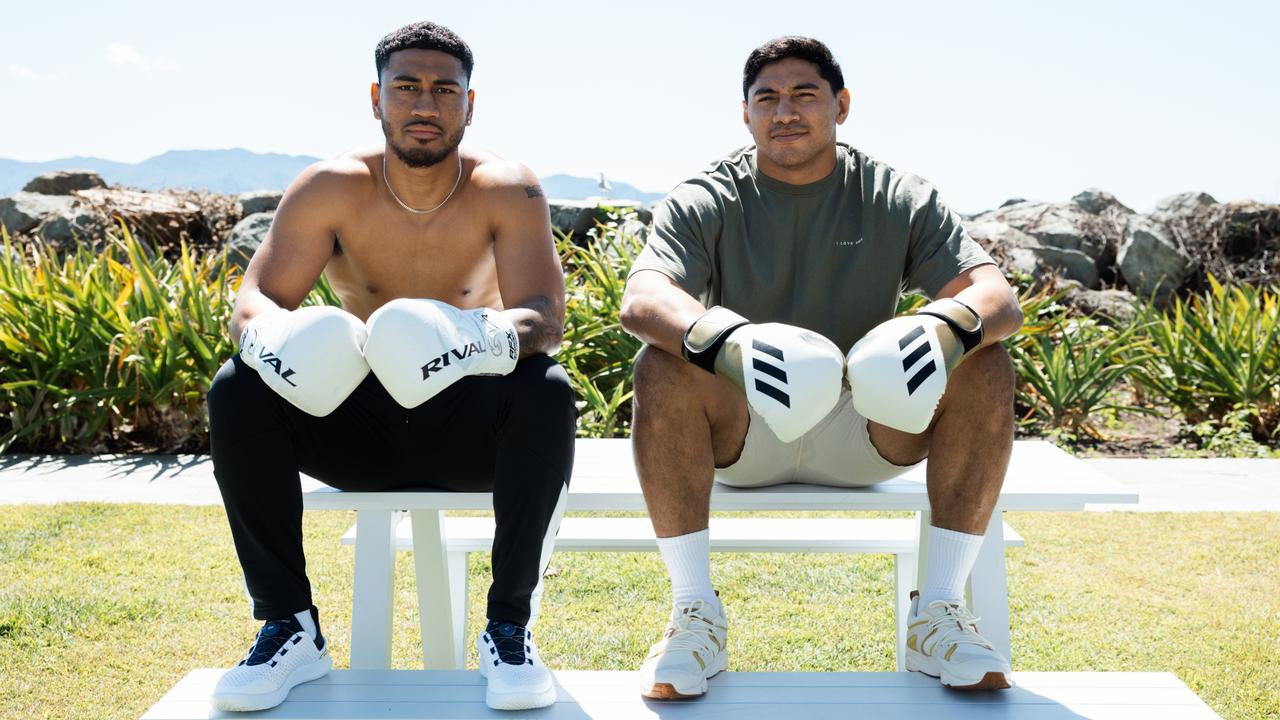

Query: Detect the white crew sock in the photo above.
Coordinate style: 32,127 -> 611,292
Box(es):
919,525 -> 986,608
656,528 -> 720,615
293,608 -> 318,638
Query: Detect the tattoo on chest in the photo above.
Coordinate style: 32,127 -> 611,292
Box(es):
524,184 -> 545,199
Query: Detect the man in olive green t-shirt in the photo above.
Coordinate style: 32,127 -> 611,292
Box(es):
620,37 -> 1026,699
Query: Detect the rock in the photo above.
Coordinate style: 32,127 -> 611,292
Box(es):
22,170 -> 107,195
1151,191 -> 1217,223
1071,188 -> 1134,216
549,199 -> 652,238
617,217 -> 650,242
967,219 -> 1099,288
1029,245 -> 1099,288
1118,216 -> 1193,299
972,200 -> 1122,285
1060,282 -> 1138,324
35,206 -> 104,248
74,188 -> 208,245
224,212 -> 274,269
237,190 -> 283,216
999,198 -> 1028,208
0,192 -> 77,234
973,202 -> 1113,260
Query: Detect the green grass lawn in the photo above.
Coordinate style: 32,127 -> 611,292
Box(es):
0,505 -> 1275,719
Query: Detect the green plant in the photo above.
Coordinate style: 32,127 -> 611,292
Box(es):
557,212 -> 644,438
1005,317 -> 1154,441
0,225 -> 239,452
1173,404 -> 1277,458
1132,276 -> 1280,440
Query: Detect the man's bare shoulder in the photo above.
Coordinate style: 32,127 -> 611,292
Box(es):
466,149 -> 544,199
287,149 -> 377,197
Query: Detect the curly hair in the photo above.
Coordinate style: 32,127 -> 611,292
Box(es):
375,22 -> 474,81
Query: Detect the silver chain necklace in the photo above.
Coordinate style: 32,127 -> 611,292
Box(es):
382,153 -> 462,214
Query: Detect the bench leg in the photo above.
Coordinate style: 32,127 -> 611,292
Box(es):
410,509 -> 458,670
894,551 -> 915,672
913,510 -> 929,597
967,511 -> 1012,664
448,549 -> 468,669
350,509 -> 397,670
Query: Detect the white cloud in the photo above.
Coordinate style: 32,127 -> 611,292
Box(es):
106,43 -> 177,75
9,65 -> 41,80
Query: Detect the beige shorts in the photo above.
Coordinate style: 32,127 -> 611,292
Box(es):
714,390 -> 924,488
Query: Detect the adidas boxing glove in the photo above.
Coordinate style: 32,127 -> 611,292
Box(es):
682,306 -> 845,443
238,306 -> 371,417
363,298 -> 520,409
844,298 -> 984,434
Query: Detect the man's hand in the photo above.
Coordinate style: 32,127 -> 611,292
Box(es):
238,306 -> 371,417
844,298 -> 984,434
682,306 -> 845,442
363,298 -> 520,409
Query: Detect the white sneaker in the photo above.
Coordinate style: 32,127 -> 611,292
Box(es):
639,598 -> 729,699
211,608 -> 332,711
476,620 -> 556,710
904,592 -> 1012,690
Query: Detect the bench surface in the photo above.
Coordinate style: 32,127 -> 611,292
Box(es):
339,516 -> 1026,552
303,440 -> 1137,512
144,669 -> 1220,719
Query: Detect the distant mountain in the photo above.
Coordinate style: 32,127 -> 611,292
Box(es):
0,149 -> 664,203
0,149 -> 320,196
541,174 -> 665,205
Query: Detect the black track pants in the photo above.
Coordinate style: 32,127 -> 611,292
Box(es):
207,353 -> 575,625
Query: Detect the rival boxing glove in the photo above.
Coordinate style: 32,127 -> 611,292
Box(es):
682,306 -> 845,443
238,306 -> 371,417
844,298 -> 984,434
363,298 -> 519,409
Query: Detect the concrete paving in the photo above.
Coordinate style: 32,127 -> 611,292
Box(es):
1083,458 -> 1280,512
0,454 -> 1277,511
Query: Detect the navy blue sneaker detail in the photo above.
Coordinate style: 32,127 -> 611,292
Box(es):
241,608 -> 325,667
485,620 -> 534,666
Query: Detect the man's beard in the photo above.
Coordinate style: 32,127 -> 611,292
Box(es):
383,118 -> 465,168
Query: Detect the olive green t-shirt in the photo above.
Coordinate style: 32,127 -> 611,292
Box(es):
630,143 -> 995,351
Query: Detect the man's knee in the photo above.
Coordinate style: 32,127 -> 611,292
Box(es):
207,356 -> 270,424
959,343 -> 1015,402
506,355 -> 577,429
936,343 -> 1016,431
633,345 -> 699,404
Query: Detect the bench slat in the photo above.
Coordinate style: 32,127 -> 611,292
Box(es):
143,670 -> 1220,720
302,440 -> 1138,513
339,516 -> 1026,552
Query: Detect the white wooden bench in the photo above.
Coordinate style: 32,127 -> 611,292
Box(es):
302,439 -> 1137,673
144,669 -> 1222,719
339,515 -> 1025,670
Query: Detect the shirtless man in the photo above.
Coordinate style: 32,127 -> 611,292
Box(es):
205,22 -> 573,712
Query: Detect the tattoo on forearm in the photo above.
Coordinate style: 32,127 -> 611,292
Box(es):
524,184 -> 544,199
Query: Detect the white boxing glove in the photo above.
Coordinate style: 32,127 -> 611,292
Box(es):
682,306 -> 845,443
363,298 -> 520,409
845,298 -> 984,434
238,305 -> 371,417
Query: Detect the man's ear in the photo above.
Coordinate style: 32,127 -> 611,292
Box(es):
742,99 -> 749,127
835,87 -> 851,125
370,82 -> 382,120
466,88 -> 475,126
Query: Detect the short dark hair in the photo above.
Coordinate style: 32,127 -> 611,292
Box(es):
375,22 -> 474,82
742,36 -> 844,100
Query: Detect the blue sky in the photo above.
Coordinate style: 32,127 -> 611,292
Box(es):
3,0 -> 1277,213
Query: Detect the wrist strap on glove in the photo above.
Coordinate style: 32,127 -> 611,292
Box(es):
916,298 -> 984,354
682,306 -> 750,374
